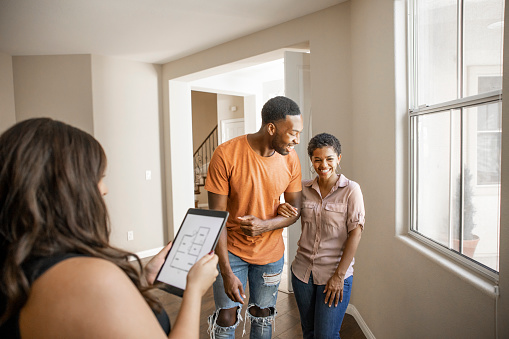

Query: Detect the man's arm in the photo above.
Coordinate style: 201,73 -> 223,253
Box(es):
208,191 -> 246,303
238,190 -> 302,237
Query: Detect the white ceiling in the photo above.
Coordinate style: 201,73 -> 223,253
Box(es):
0,0 -> 346,64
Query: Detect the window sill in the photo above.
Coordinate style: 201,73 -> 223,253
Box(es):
396,234 -> 499,298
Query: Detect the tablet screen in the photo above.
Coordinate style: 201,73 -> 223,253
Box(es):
156,209 -> 227,295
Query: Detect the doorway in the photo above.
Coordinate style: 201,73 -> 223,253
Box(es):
192,92 -> 246,208
167,49 -> 311,292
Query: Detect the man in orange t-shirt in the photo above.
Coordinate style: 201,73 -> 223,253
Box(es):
205,96 -> 303,339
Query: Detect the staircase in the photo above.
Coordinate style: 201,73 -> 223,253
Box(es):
194,125 -> 218,197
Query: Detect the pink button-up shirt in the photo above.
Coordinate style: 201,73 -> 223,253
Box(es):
291,174 -> 365,285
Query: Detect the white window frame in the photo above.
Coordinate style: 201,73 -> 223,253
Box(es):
408,0 -> 502,281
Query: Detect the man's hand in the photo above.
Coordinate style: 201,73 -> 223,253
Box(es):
238,215 -> 268,236
222,272 -> 246,303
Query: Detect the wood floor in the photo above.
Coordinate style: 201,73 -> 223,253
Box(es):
150,284 -> 367,339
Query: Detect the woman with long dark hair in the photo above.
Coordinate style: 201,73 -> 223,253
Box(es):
0,118 -> 218,338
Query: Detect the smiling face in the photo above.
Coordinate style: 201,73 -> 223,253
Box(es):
270,114 -> 304,156
311,146 -> 342,180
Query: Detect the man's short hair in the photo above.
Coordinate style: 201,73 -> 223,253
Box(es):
261,96 -> 301,125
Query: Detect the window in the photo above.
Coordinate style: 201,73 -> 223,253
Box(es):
409,0 -> 504,275
477,77 -> 502,185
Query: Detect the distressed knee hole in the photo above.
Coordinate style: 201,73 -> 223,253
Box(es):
244,304 -> 277,336
262,271 -> 282,286
247,304 -> 275,318
207,307 -> 243,339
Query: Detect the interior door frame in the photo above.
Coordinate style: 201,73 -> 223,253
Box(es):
164,47 -> 310,245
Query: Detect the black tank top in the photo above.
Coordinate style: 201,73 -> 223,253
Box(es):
0,254 -> 171,338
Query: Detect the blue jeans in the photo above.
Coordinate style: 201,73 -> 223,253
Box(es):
208,252 -> 284,339
291,270 -> 353,339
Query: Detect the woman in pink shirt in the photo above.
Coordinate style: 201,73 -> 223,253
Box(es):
278,133 -> 365,339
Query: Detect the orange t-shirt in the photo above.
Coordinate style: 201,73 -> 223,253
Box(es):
205,135 -> 302,265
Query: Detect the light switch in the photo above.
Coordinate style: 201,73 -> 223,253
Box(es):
145,170 -> 151,181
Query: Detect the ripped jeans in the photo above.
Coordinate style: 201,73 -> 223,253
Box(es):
208,252 -> 283,339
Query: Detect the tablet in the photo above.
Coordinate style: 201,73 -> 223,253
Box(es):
156,208 -> 228,296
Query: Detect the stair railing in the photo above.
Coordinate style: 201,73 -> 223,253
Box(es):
194,125 -> 218,192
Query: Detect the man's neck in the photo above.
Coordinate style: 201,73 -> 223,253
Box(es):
246,130 -> 275,157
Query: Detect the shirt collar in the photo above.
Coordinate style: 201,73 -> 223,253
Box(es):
306,174 -> 348,191
337,174 -> 348,187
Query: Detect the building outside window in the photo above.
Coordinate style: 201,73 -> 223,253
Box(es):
409,0 -> 504,275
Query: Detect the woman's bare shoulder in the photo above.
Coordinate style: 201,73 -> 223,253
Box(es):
19,257 -> 165,339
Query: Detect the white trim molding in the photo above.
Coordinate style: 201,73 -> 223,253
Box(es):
129,246 -> 165,261
346,304 -> 376,339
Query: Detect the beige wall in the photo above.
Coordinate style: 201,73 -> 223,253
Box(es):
0,53 -> 16,134
91,55 -> 165,253
217,94 -> 244,122
12,55 -> 94,134
162,1 -> 508,338
192,91 -> 218,153
7,53 -> 165,254
191,91 -> 218,208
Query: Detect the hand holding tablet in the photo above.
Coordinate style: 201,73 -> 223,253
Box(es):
156,208 -> 228,296
185,250 -> 219,297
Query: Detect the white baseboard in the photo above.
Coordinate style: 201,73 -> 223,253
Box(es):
346,304 -> 376,339
128,246 -> 164,261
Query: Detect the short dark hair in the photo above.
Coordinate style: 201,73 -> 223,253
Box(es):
261,96 -> 301,125
307,133 -> 342,158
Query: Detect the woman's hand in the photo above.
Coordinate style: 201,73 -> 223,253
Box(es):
323,274 -> 344,307
144,242 -> 173,286
186,252 -> 219,296
277,202 -> 299,218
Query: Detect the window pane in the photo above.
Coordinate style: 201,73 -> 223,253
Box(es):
463,0 -> 504,97
464,104 -> 501,271
477,132 -> 502,184
477,98 -> 502,131
417,0 -> 458,106
474,102 -> 501,185
412,105 -> 501,272
411,109 -> 461,247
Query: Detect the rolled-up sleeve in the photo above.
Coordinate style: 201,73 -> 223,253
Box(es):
347,185 -> 365,233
